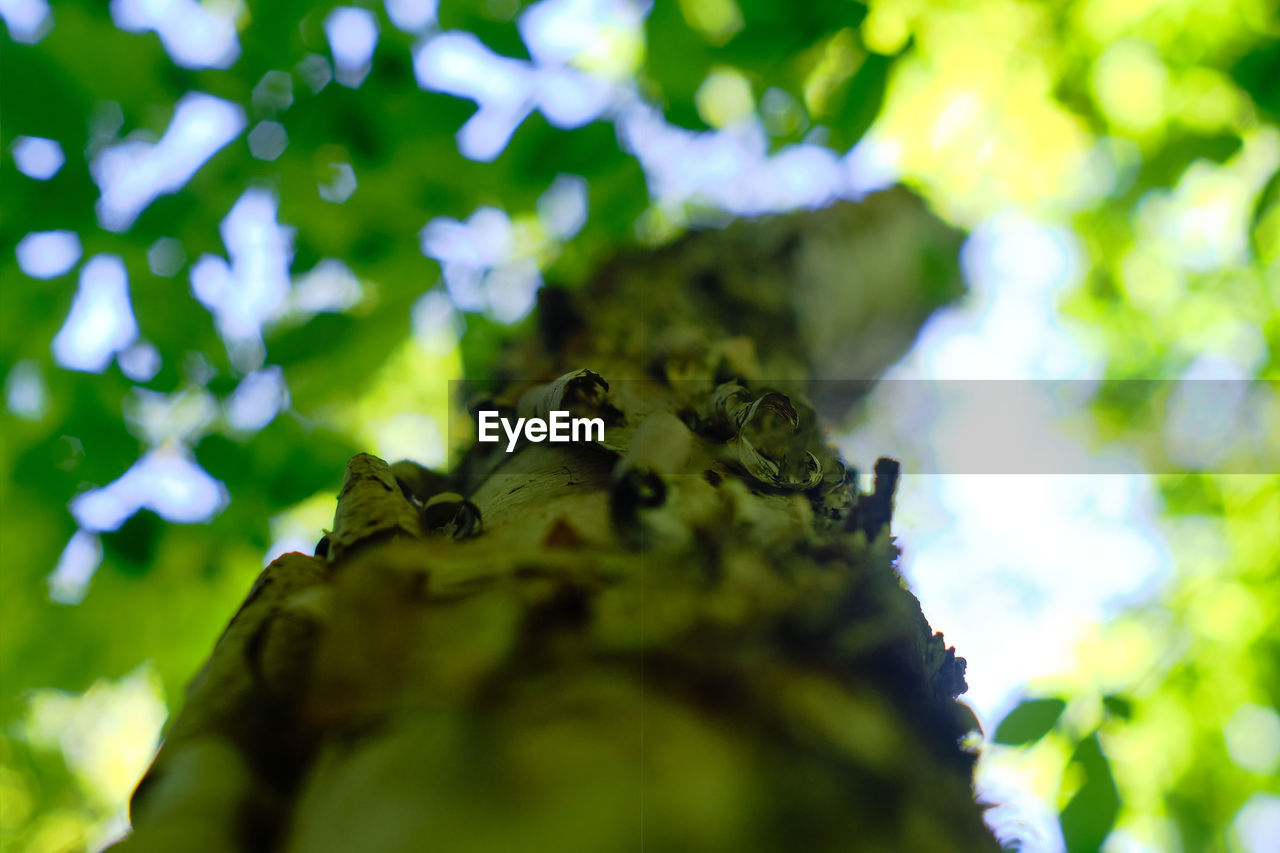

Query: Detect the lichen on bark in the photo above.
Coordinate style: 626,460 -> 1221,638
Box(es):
118,189 -> 998,852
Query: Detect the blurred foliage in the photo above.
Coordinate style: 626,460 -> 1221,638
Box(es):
993,698 -> 1068,747
1,0 -> 1278,851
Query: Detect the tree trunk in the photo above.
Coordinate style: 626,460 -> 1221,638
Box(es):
116,190 -> 998,852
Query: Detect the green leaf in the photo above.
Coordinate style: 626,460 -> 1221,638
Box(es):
643,0 -> 718,130
270,297 -> 415,414
101,510 -> 164,576
728,0 -> 866,70
1230,42 -> 1280,118
643,0 -> 873,133
194,418 -> 355,513
1250,164 -> 1280,259
824,47 -> 896,151
459,311 -> 517,379
1137,132 -> 1242,190
1060,732 -> 1119,853
1102,694 -> 1133,721
502,115 -> 627,185
992,697 -> 1067,746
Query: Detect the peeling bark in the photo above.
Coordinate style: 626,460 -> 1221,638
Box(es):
118,190 -> 997,852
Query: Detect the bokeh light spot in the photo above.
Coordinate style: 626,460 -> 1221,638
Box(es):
248,120 -> 288,161
124,387 -> 218,447
296,54 -> 333,93
16,230 -> 81,279
225,366 -> 288,433
5,360 -> 49,420
325,7 -> 380,87
290,258 -> 364,315
1225,704 -> 1280,775
109,0 -> 240,69
519,0 -> 644,78
251,70 -> 294,114
1235,794 -> 1280,853
47,530 -> 102,605
69,448 -> 228,532
1090,40 -> 1168,135
537,174 -> 588,239
11,136 -> 65,179
190,188 -> 294,370
22,665 -> 167,844
51,255 -> 139,374
146,237 -> 185,277
93,92 -> 246,231
677,0 -> 742,44
374,412 -> 446,468
0,0 -> 51,43
696,67 -> 755,128
318,162 -> 357,202
117,341 -> 162,383
385,0 -> 438,33
411,289 -> 463,355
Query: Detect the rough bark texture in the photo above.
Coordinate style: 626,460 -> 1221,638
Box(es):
118,189 -> 998,852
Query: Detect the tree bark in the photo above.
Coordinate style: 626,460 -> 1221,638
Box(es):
117,189 -> 998,852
